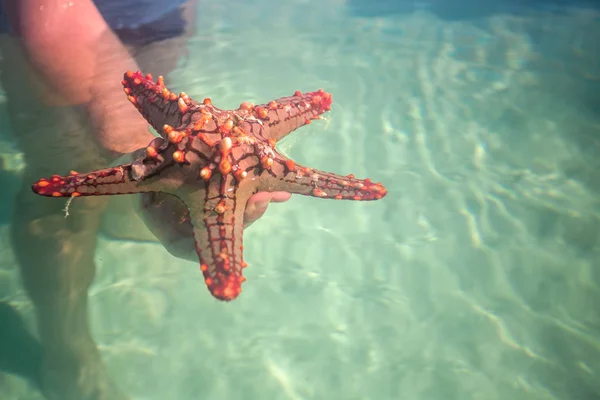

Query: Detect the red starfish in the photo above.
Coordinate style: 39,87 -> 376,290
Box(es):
32,71 -> 387,301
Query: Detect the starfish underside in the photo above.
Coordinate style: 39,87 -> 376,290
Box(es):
32,71 -> 387,301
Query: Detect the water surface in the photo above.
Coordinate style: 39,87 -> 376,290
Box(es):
1,1 -> 599,399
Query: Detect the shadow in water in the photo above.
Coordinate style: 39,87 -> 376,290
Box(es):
0,302 -> 42,389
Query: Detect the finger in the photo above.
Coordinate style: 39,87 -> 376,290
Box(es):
244,196 -> 270,227
269,191 -> 292,203
243,191 -> 291,227
247,191 -> 274,207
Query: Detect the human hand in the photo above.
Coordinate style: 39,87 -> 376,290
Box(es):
111,151 -> 291,261
242,191 -> 292,226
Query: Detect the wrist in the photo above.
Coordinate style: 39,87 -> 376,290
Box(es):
85,94 -> 156,158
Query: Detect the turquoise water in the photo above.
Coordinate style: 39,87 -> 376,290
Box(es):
1,1 -> 600,399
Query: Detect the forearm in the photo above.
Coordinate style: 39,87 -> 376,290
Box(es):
6,0 -> 154,154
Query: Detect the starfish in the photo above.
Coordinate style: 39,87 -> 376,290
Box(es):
32,71 -> 387,301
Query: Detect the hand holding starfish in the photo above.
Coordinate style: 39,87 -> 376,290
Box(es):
32,71 -> 387,301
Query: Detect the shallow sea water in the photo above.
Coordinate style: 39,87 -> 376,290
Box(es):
1,1 -> 600,399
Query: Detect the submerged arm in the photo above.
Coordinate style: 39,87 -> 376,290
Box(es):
5,0 -> 153,154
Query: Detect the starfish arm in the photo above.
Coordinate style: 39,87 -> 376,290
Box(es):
238,90 -> 333,142
259,159 -> 387,201
31,70 -> 388,301
183,182 -> 250,301
32,164 -> 159,198
122,70 -> 189,135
